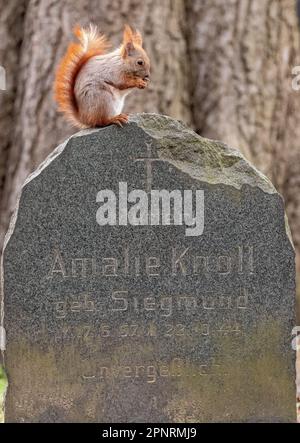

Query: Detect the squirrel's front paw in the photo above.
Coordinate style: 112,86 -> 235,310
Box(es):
136,78 -> 148,89
108,113 -> 129,127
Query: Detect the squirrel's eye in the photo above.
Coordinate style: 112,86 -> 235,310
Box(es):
137,59 -> 144,66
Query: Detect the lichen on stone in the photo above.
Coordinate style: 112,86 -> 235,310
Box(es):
131,113 -> 294,248
131,113 -> 277,195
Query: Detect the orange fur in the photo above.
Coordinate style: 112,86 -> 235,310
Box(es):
54,25 -> 110,127
123,24 -> 143,46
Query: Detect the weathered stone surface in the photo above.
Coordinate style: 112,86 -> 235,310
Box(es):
1,114 -> 296,422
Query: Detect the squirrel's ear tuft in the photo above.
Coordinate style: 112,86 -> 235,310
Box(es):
123,24 -> 134,44
133,29 -> 143,46
122,25 -> 137,57
123,24 -> 143,47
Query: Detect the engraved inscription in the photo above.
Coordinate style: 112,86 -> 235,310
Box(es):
53,321 -> 242,345
80,357 -> 226,384
47,244 -> 255,279
45,243 -> 255,389
52,287 -> 249,319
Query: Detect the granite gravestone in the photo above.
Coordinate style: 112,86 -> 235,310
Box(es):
1,114 -> 296,422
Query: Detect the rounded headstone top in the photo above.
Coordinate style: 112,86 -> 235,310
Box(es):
4,113 -> 293,251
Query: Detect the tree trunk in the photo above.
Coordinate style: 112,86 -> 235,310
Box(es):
0,0 -> 27,211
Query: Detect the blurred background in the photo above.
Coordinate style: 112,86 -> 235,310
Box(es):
0,0 -> 299,318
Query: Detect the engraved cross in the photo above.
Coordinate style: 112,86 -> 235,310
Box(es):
134,142 -> 165,193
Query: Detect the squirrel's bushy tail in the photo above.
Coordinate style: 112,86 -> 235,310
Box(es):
54,25 -> 110,127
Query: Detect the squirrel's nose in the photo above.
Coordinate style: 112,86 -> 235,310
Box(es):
144,75 -> 150,81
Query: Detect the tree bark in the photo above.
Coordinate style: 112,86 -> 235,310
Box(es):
0,0 -> 27,211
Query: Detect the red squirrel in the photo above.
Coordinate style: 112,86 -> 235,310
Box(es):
54,24 -> 150,128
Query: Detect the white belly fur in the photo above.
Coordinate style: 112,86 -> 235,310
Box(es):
111,87 -> 132,115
